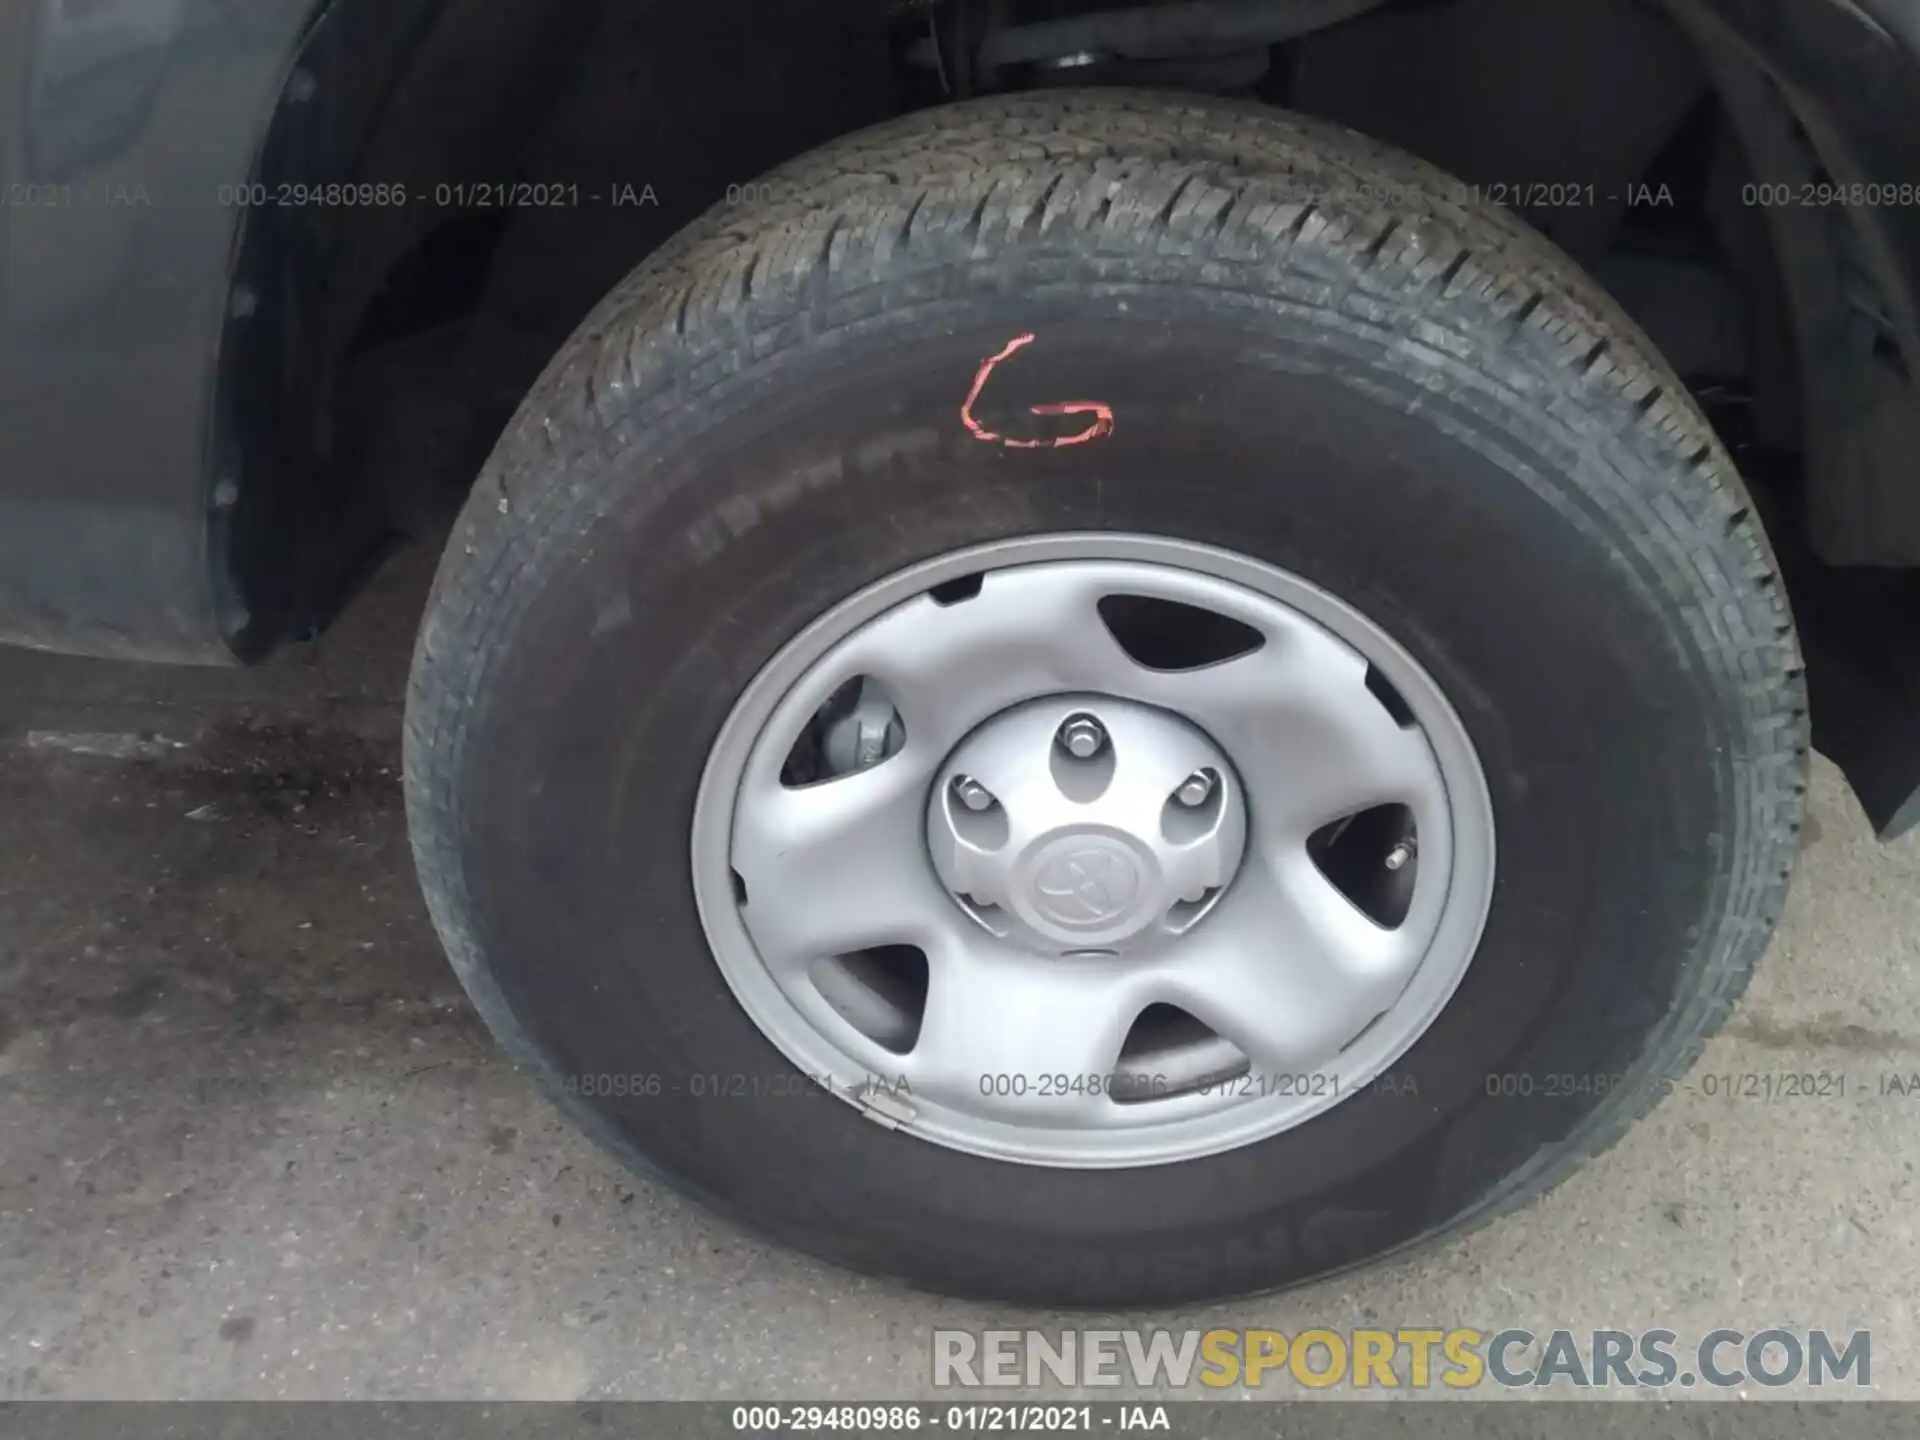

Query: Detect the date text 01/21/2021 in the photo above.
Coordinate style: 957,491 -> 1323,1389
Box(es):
1482,1070 -> 1880,1100
210,181 -> 661,210
555,1072 -> 1422,1102
731,1405 -> 1170,1432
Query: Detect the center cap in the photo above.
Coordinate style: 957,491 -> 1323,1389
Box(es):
926,695 -> 1248,953
1029,834 -> 1148,930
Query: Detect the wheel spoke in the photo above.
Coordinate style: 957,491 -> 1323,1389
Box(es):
1132,631 -> 1443,843
833,565 -> 1133,756
730,759 -> 943,970
1147,852 -> 1424,1075
904,940 -> 1150,1124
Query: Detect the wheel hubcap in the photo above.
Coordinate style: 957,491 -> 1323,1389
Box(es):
690,534 -> 1496,1168
927,696 -> 1246,953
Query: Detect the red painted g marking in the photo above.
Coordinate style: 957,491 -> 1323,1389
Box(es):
960,333 -> 1115,449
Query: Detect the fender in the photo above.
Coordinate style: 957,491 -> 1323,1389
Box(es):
0,0 -> 584,661
0,0 -> 316,661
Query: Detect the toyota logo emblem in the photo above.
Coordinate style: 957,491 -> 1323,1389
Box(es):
1031,841 -> 1143,927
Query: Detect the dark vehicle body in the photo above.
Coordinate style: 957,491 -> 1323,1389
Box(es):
3,0 -> 1920,833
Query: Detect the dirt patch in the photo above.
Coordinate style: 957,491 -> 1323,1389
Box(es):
184,714 -> 404,822
8,713 -> 404,827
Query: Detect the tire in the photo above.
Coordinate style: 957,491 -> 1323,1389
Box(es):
404,90 -> 1807,1306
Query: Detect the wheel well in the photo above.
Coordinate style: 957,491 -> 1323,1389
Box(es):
222,0 -> 1915,613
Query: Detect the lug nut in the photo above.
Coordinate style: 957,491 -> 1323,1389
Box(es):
1174,769 -> 1215,807
952,775 -> 996,812
1384,840 -> 1417,872
1056,714 -> 1107,759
